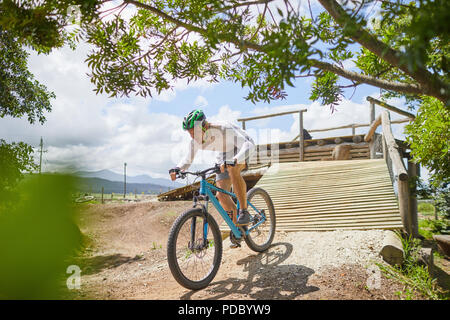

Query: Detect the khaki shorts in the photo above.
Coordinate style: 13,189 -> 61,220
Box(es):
216,148 -> 251,181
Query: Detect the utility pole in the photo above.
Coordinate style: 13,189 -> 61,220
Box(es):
38,136 -> 47,174
123,162 -> 127,199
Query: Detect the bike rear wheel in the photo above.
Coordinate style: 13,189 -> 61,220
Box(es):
244,187 -> 276,252
167,208 -> 222,290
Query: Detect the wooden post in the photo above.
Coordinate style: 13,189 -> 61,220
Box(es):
369,101 -> 375,123
242,121 -> 246,130
101,187 -> 104,204
368,100 -> 375,158
123,162 -> 127,199
351,124 -> 355,136
369,137 -> 376,159
398,179 -> 412,235
408,161 -> 420,238
299,110 -> 304,161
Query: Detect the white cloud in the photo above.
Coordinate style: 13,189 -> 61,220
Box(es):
208,105 -> 242,124
194,95 -> 208,108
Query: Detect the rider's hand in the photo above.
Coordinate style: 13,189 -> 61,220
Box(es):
169,167 -> 180,181
220,159 -> 236,173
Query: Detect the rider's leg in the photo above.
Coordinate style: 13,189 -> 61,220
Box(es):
215,178 -> 237,223
227,163 -> 247,210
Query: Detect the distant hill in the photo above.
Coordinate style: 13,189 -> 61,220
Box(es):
75,176 -> 175,195
74,169 -> 183,189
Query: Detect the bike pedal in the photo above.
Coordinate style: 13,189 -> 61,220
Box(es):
230,242 -> 241,249
229,230 -> 242,247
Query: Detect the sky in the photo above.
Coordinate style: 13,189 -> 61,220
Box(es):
0,1 -> 428,183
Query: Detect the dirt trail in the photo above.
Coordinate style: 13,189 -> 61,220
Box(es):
69,201 -> 412,300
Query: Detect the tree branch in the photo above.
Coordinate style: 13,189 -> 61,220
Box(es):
124,0 -> 262,51
217,0 -> 275,12
317,0 -> 449,103
310,59 -> 423,96
123,0 -> 447,103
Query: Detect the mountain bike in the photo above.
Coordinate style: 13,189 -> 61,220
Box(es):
167,163 -> 276,290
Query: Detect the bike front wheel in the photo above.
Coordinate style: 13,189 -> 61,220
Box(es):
167,208 -> 222,290
244,187 -> 276,252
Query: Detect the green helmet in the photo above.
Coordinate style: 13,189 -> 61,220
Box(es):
182,109 -> 206,130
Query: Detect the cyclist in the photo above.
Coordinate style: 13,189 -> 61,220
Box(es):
169,109 -> 256,230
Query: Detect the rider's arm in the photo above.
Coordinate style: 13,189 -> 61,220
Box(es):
233,139 -> 255,164
229,123 -> 256,164
176,139 -> 198,171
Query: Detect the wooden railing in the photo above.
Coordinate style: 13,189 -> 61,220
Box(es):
364,109 -> 419,237
237,109 -> 308,161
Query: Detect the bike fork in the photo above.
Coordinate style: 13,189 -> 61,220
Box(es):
189,205 -> 209,250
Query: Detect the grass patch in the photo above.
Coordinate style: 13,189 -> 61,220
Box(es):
418,202 -> 435,216
419,218 -> 449,240
377,232 -> 448,300
151,241 -> 162,250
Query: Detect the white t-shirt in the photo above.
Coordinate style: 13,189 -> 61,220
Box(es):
176,121 -> 256,171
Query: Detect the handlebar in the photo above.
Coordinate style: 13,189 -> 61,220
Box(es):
171,161 -> 236,180
177,164 -> 220,179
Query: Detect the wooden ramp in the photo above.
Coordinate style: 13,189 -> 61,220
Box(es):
246,159 -> 404,232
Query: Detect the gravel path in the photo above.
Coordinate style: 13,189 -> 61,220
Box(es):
279,229 -> 386,271
70,202 -> 409,300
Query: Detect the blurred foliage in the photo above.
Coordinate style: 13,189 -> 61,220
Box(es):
419,219 -> 448,239
0,139 -> 37,207
417,202 -> 434,215
416,178 -> 450,236
0,174 -> 82,299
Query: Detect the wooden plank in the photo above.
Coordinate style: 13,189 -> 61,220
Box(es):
271,149 -> 370,158
258,165 -> 389,176
275,212 -> 402,221
261,180 -> 394,190
261,196 -> 398,207
276,217 -> 404,227
258,173 -> 391,184
272,204 -> 400,215
276,223 -> 404,231
265,191 -> 398,201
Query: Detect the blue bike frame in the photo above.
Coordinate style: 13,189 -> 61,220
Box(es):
198,178 -> 266,240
